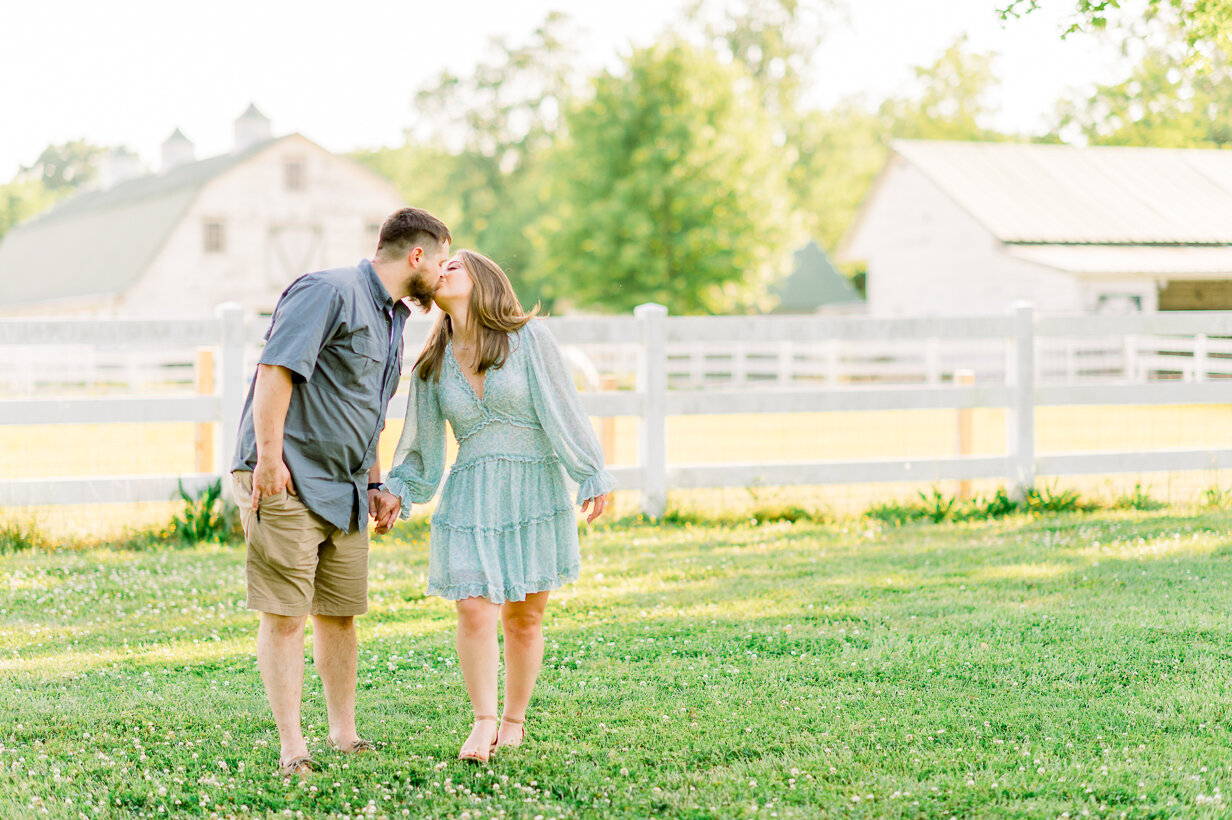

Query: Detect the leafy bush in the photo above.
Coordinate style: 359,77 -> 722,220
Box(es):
975,488 -> 1020,519
0,517 -> 50,553
917,488 -> 957,523
750,504 -> 826,525
863,499 -> 927,526
1024,484 -> 1098,514
171,479 -> 241,544
1200,486 -> 1230,510
1112,483 -> 1166,511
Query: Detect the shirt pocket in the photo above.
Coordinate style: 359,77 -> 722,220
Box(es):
343,328 -> 385,383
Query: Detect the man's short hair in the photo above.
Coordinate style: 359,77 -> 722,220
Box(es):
376,207 -> 451,260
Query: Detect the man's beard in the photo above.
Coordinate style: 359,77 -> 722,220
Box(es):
406,272 -> 439,311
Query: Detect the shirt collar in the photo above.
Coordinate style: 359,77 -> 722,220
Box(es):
360,258 -> 396,313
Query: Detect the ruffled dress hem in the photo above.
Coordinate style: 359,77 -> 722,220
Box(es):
426,567 -> 580,605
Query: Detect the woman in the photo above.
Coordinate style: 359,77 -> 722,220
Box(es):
384,250 -> 613,762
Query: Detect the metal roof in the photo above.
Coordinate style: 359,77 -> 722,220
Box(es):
892,140 -> 1232,245
1007,244 -> 1232,276
0,137 -> 279,308
771,241 -> 863,313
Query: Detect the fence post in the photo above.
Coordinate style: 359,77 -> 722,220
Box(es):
1194,333 -> 1208,382
1007,302 -> 1035,500
215,303 -> 246,477
955,369 -> 975,500
195,347 -> 215,473
635,303 -> 668,518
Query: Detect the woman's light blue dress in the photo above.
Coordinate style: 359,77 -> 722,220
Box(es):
385,321 -> 614,604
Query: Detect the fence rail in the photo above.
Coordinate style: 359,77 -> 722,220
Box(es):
2,302 -> 1231,515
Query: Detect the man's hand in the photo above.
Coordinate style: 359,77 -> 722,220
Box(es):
369,489 -> 402,535
580,493 -> 607,524
252,458 -> 294,512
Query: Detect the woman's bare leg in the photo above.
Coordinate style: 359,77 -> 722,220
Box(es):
498,591 -> 549,748
455,596 -> 502,760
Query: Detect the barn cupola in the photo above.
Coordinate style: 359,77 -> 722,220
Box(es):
161,128 -> 195,172
233,103 -> 272,153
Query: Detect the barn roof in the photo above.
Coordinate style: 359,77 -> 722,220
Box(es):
771,241 -> 863,313
888,140 -> 1232,245
0,137 -> 285,309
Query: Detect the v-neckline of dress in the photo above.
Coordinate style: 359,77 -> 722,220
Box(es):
448,341 -> 486,403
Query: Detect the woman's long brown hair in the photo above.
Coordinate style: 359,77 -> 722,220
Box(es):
414,249 -> 539,381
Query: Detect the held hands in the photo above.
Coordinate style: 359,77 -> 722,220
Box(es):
581,493 -> 607,524
369,489 -> 402,534
252,457 -> 294,512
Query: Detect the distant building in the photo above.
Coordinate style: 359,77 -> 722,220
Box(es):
0,104 -> 404,318
769,241 -> 864,314
839,140 -> 1232,315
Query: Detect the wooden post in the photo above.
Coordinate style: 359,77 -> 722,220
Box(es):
635,303 -> 668,518
194,347 -> 215,473
955,368 -> 975,500
600,376 -> 617,466
215,303 -> 246,477
1007,302 -> 1035,501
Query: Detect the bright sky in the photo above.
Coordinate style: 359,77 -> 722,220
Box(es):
0,0 -> 1130,180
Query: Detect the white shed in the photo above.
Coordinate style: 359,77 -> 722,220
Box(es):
0,105 -> 405,318
839,140 -> 1232,315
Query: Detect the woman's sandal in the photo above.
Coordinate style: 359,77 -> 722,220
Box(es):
276,755 -> 318,779
458,716 -> 499,762
495,715 -> 526,750
328,738 -> 377,754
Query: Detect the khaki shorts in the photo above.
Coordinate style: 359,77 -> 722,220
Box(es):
231,470 -> 369,617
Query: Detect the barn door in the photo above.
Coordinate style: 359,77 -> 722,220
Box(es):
267,223 -> 324,288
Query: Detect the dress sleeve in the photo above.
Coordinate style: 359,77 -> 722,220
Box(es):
384,366 -> 447,518
524,321 -> 615,504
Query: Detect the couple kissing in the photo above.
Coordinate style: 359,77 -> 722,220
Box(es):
229,207 -> 613,776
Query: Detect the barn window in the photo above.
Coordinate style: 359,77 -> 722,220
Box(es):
203,219 -> 226,253
284,158 -> 306,191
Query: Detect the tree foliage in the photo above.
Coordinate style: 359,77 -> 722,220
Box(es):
541,40 -> 791,314
999,0 -> 1232,56
877,35 -> 1006,141
394,13 -> 578,310
0,140 -> 108,242
1054,30 -> 1232,146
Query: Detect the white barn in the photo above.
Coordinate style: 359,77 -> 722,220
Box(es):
839,140 -> 1232,316
0,105 -> 404,318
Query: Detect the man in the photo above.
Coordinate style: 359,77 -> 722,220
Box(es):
230,207 -> 447,776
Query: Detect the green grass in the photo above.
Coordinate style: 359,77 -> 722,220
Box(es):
3,511 -> 1232,817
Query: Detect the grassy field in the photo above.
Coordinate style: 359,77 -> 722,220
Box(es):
3,510 -> 1232,817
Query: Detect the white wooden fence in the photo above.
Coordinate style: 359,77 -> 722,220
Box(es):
2,303 -> 1231,517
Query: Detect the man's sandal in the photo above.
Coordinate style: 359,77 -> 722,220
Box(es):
328,738 -> 377,754
277,756 -> 318,779
458,716 -> 499,762
496,715 -> 526,750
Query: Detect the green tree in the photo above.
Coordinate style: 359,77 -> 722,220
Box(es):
366,12 -> 578,310
684,0 -> 839,116
25,140 -> 104,191
783,103 -> 885,257
541,40 -> 790,315
0,177 -> 61,240
0,140 -> 109,241
1054,36 -> 1232,146
877,35 -> 1006,141
999,0 -> 1232,55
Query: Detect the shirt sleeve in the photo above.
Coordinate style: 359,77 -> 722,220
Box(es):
259,278 -> 343,383
385,365 -> 447,518
524,320 -> 615,504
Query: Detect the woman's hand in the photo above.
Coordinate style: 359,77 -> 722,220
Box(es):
581,493 -> 607,524
370,490 -> 402,534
